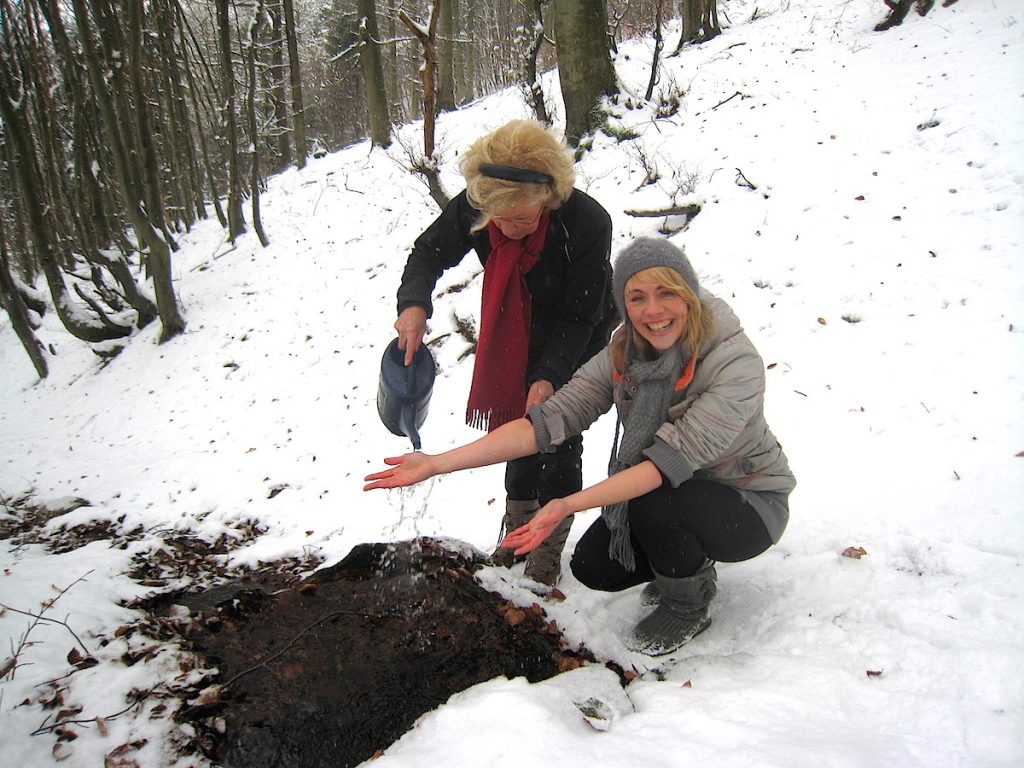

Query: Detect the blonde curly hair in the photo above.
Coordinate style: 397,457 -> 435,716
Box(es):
460,120 -> 575,232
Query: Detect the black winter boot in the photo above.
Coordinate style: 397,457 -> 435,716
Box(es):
490,499 -> 539,568
627,560 -> 717,656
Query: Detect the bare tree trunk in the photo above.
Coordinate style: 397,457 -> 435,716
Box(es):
1,1 -> 135,344
174,0 -> 228,227
71,0 -> 185,343
875,0 -> 938,31
269,0 -> 292,168
644,0 -> 665,101
217,0 -> 247,242
0,218 -> 48,379
0,90 -> 131,344
436,0 -> 456,112
126,0 -> 176,247
245,0 -> 270,247
675,0 -> 720,51
384,11 -> 402,122
358,0 -> 392,148
39,0 -> 113,251
551,0 -> 617,145
155,0 -> 204,227
702,0 -> 721,42
522,0 -> 551,125
282,0 -> 308,168
399,2 -> 449,210
461,0 -> 476,104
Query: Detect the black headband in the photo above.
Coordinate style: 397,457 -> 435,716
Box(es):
479,163 -> 554,185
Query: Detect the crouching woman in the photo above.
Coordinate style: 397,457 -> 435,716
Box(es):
364,237 -> 795,656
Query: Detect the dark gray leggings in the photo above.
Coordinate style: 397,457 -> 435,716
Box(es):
570,479 -> 773,591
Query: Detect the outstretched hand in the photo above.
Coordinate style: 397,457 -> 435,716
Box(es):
363,452 -> 436,491
499,499 -> 572,555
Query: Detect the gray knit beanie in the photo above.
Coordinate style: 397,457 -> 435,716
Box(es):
613,237 -> 701,323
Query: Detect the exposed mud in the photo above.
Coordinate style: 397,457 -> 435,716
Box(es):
164,538 -> 604,768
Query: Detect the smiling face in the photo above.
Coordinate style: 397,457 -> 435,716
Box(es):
489,200 -> 546,240
624,276 -> 690,352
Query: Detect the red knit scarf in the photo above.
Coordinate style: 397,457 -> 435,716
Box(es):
465,211 -> 550,431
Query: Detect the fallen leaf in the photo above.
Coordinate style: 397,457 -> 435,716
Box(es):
866,669 -> 883,677
504,607 -> 527,626
842,546 -> 868,559
53,743 -> 73,761
558,656 -> 584,673
194,684 -> 223,707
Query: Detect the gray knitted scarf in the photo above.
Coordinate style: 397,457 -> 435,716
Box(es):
603,341 -> 684,572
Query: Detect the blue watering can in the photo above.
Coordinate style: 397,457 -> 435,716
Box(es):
376,338 -> 435,450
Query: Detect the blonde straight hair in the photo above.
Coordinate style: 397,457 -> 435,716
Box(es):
610,267 -> 714,372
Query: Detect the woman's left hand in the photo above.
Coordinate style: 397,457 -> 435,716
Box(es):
363,452 -> 436,491
500,498 -> 572,555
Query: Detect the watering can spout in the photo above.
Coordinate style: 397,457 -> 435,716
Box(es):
377,338 -> 435,450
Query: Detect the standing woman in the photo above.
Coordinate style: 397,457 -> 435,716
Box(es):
368,237 -> 795,656
393,119 -> 617,585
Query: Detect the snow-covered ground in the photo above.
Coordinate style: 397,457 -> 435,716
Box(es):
1,1 -> 1022,765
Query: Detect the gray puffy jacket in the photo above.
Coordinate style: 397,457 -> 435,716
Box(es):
530,292 -> 795,543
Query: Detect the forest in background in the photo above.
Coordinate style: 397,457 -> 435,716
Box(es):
0,0 -> 934,379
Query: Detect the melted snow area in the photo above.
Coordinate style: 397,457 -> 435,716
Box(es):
1,1 -> 1022,766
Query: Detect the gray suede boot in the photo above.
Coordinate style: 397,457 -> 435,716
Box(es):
627,560 -> 717,656
490,499 -> 539,568
639,580 -> 661,607
523,515 -> 573,586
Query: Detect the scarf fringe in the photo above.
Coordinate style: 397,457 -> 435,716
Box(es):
604,501 -> 637,572
466,407 -> 520,433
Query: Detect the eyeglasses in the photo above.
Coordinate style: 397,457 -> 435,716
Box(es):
490,204 -> 544,228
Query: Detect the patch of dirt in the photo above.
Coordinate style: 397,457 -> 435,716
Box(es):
3,505 -> 616,766
0,495 -> 139,553
157,538 -> 613,768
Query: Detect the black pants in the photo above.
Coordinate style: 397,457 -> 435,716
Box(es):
505,434 -> 584,507
570,479 -> 773,591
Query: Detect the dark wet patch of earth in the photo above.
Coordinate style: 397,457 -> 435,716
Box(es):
158,538 -> 605,768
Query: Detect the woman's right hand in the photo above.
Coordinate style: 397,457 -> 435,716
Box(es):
500,498 -> 574,555
394,306 -> 428,366
363,452 -> 436,491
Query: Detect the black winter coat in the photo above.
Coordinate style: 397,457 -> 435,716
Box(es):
397,189 -> 618,389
